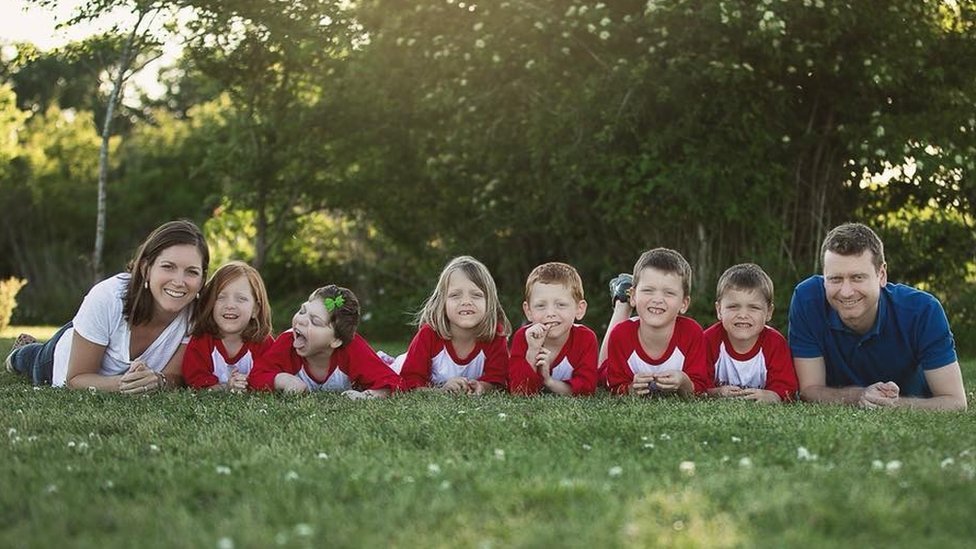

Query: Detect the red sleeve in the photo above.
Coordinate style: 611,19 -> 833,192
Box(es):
606,321 -> 636,395
248,331 -> 301,391
702,323 -> 724,388
677,318 -> 711,394
399,326 -> 438,391
508,326 -> 542,395
249,335 -> 275,359
566,326 -> 598,396
477,334 -> 509,386
761,328 -> 799,401
182,334 -> 219,389
341,334 -> 405,392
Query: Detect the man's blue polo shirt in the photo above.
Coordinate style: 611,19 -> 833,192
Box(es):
788,275 -> 957,397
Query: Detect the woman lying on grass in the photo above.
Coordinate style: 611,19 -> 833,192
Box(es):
5,220 -> 209,394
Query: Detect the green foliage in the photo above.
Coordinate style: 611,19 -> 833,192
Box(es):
0,278 -> 28,332
1,362 -> 976,547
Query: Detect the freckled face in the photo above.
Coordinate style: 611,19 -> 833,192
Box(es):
445,271 -> 487,334
213,275 -> 257,339
630,268 -> 689,331
523,282 -> 586,343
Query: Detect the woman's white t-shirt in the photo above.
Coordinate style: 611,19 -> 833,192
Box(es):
52,274 -> 190,387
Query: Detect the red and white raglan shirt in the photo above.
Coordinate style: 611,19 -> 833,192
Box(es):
248,330 -> 404,392
182,332 -> 274,389
398,324 -> 509,391
604,316 -> 710,395
508,324 -> 598,396
703,322 -> 798,401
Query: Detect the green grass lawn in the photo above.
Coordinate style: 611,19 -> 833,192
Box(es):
2,331 -> 975,548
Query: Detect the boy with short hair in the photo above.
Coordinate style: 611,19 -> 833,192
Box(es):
509,262 -> 598,395
704,263 -> 797,402
602,248 -> 709,396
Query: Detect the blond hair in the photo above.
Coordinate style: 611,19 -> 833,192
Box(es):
715,263 -> 774,306
524,262 -> 585,303
416,256 -> 511,341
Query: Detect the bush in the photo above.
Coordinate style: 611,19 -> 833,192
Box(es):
0,277 -> 28,332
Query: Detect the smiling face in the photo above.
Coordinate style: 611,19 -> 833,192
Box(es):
823,250 -> 886,334
212,274 -> 257,339
630,267 -> 689,331
291,297 -> 342,358
445,270 -> 488,335
523,282 -> 586,344
146,244 -> 205,319
716,288 -> 772,351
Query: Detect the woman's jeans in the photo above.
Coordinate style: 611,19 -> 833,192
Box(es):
8,323 -> 72,385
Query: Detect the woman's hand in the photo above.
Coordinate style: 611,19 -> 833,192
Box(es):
118,361 -> 162,394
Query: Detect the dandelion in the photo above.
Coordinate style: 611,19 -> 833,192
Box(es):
217,537 -> 234,549
739,457 -> 753,468
216,465 -> 232,475
608,466 -> 623,477
679,461 -> 696,475
428,463 -> 441,475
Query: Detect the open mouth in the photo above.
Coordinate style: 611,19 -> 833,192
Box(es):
292,328 -> 307,349
221,312 -> 240,320
163,288 -> 187,299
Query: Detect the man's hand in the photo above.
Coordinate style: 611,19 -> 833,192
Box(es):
859,381 -> 900,408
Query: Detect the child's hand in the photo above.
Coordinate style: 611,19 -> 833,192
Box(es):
630,373 -> 656,396
737,388 -> 781,403
442,377 -> 471,394
524,323 -> 550,356
274,373 -> 308,393
227,368 -> 248,392
709,385 -> 745,398
651,371 -> 686,394
468,380 -> 494,395
534,347 -> 553,380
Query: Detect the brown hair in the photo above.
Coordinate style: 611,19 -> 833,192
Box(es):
820,222 -> 885,271
715,263 -> 774,306
632,248 -> 693,297
311,285 -> 360,347
191,261 -> 272,341
524,262 -> 585,303
123,220 -> 210,326
415,256 -> 512,341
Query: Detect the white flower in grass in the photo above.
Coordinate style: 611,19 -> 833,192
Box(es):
796,447 -> 818,461
7,428 -> 16,437
885,460 -> 902,474
872,460 -> 884,470
216,465 -> 232,475
404,476 -> 415,483
608,466 -> 623,477
600,17 -> 611,27
641,436 -> 649,441
582,444 -> 592,451
217,537 -> 234,549
941,457 -> 955,469
599,31 -> 610,41
439,480 -> 451,490
44,484 -> 57,494
294,524 -> 313,537
150,444 -> 160,452
317,452 -> 329,460
274,532 -> 288,545
739,457 -> 753,468
475,39 -> 486,49
660,433 -> 671,441
427,463 -> 441,475
285,471 -> 299,481
27,436 -> 37,442
77,441 -> 89,450
679,461 -> 696,476
473,22 -> 483,32
494,448 -> 506,460
731,436 -> 742,443
67,441 -> 75,448
643,443 -> 655,449
721,455 -> 730,463
497,413 -> 507,419
104,480 -> 114,489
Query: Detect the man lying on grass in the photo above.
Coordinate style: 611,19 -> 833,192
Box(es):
788,223 -> 967,411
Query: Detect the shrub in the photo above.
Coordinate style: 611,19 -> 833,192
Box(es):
0,277 -> 28,332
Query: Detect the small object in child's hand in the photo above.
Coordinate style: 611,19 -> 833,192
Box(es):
647,380 -> 658,392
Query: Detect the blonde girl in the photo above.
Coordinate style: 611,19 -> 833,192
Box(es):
398,256 -> 512,394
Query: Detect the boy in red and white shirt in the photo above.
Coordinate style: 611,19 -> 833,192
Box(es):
601,248 -> 710,396
704,263 -> 797,402
509,262 -> 598,396
249,285 -> 403,399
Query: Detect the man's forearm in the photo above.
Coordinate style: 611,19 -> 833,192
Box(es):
799,385 -> 864,405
